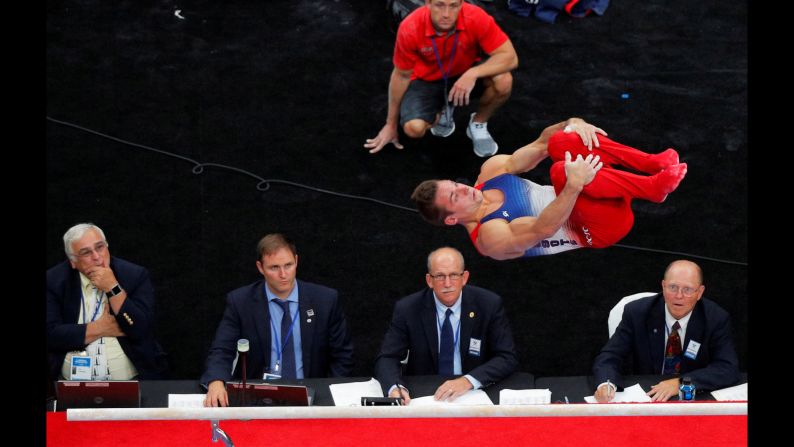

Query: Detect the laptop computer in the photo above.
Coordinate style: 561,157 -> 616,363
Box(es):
225,381 -> 313,406
55,380 -> 140,411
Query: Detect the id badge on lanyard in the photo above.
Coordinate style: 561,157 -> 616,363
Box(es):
80,288 -> 111,380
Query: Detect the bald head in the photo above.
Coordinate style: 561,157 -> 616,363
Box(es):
427,247 -> 465,272
664,260 -> 703,286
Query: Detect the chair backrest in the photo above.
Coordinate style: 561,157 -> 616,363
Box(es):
608,292 -> 657,337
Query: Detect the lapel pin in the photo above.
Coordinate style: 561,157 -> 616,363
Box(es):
306,318 -> 312,323
307,309 -> 315,317
469,312 -> 475,318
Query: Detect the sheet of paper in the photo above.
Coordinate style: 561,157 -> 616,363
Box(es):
330,378 -> 384,406
585,383 -> 652,403
710,382 -> 747,401
408,389 -> 493,406
499,388 -> 551,405
168,394 -> 206,408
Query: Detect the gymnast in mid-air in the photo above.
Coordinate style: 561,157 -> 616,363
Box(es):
411,117 -> 687,260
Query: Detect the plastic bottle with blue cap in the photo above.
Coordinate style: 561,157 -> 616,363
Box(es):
679,376 -> 696,401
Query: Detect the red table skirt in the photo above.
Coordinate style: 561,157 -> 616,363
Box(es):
46,411 -> 747,446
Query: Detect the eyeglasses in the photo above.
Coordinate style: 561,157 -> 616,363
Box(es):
665,284 -> 698,296
429,272 -> 464,282
76,241 -> 108,259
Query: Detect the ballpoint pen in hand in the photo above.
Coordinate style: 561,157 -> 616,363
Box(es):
394,383 -> 405,405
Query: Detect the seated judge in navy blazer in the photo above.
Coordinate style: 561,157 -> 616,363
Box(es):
202,233 -> 354,407
375,247 -> 518,404
47,223 -> 168,381
592,260 -> 740,402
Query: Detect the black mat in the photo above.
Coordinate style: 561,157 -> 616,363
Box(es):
46,0 -> 747,380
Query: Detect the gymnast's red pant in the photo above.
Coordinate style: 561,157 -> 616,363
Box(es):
547,131 -> 667,248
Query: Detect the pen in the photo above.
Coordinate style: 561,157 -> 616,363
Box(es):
606,379 -> 613,401
394,383 -> 404,405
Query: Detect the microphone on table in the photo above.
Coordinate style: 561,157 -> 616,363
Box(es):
238,339 -> 249,405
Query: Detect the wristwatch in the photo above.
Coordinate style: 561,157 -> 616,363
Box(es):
106,284 -> 124,298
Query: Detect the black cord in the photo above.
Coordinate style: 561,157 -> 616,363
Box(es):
45,116 -> 416,212
612,244 -> 746,266
46,116 -> 747,266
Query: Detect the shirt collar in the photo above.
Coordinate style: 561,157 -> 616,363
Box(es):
432,290 -> 462,316
664,304 -> 693,332
264,281 -> 300,304
78,272 -> 95,293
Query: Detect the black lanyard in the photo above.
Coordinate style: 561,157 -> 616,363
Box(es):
430,31 -> 459,86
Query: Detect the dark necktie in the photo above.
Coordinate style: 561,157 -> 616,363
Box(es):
274,299 -> 296,379
663,321 -> 682,375
438,308 -> 454,376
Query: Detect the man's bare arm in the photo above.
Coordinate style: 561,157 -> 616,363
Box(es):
477,183 -> 581,260
477,118 -> 605,184
469,39 -> 519,79
477,152 -> 602,259
364,67 -> 413,154
448,40 -> 519,106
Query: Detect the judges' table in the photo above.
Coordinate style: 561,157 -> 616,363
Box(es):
46,374 -> 747,447
132,372 -> 535,407
534,373 -> 749,403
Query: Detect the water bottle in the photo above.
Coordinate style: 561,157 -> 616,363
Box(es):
678,376 -> 696,401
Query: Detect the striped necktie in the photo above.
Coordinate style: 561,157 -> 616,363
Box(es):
663,321 -> 682,375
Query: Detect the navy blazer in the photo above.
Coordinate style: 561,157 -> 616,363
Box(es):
46,257 -> 168,380
200,279 -> 353,385
375,285 -> 518,394
593,294 -> 740,391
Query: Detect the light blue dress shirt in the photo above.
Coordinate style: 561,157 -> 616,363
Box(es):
432,292 -> 482,390
265,282 -> 304,379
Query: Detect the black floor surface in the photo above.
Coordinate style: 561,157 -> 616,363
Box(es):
46,0 -> 747,380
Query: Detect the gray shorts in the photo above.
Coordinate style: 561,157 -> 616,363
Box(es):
399,78 -> 456,127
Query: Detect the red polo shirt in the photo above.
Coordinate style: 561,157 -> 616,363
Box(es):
393,3 -> 509,81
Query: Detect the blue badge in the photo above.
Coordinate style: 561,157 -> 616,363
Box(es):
684,340 -> 701,360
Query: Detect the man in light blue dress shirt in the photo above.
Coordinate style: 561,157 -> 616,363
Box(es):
202,234 -> 353,407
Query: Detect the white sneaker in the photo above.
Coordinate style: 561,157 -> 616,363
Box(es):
430,105 -> 455,137
466,113 -> 498,157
